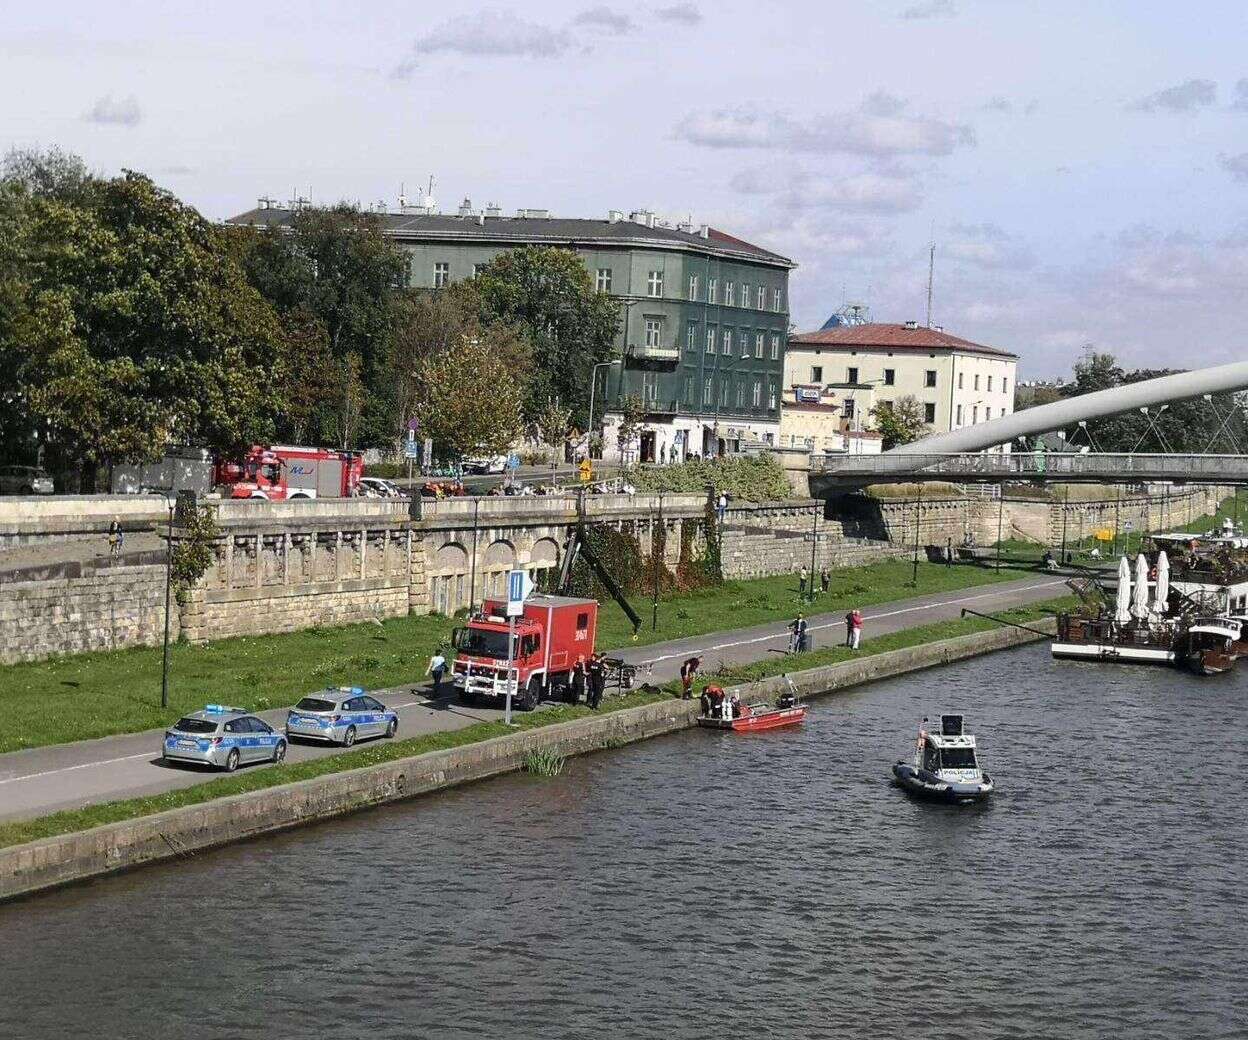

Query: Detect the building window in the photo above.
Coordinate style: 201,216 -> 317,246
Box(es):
683,376 -> 692,405
987,375 -> 994,392
767,382 -> 777,409
433,262 -> 450,287
687,323 -> 697,352
924,402 -> 936,423
740,283 -> 749,307
847,365 -> 859,384
735,382 -> 745,407
720,380 -> 729,406
879,399 -> 893,412
974,374 -> 980,391
688,273 -> 698,300
723,329 -> 732,355
754,332 -> 764,358
703,377 -> 713,405
956,404 -> 963,425
740,330 -> 750,357
596,268 -> 612,293
1002,377 -> 1009,395
706,327 -> 716,354
770,334 -> 780,360
811,365 -> 823,382
647,270 -> 663,297
972,405 -> 979,423
472,263 -> 486,278
757,285 -> 766,309
644,318 -> 662,347
844,398 -> 856,420
773,288 -> 782,311
884,368 -> 895,386
925,369 -> 937,388
725,281 -> 735,306
753,381 -> 762,407
708,277 -> 717,302
958,371 -> 964,390
642,371 -> 658,401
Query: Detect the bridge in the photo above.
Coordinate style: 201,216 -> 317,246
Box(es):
809,359 -> 1248,492
812,451 -> 1248,490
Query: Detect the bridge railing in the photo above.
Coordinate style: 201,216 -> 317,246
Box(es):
812,452 -> 1248,482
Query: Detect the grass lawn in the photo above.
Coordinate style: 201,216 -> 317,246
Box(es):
0,556 -> 1043,754
0,595 -> 1076,851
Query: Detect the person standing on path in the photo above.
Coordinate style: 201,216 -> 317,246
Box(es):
679,655 -> 702,699
790,614 -> 809,654
844,610 -> 854,648
587,654 -> 607,709
107,519 -> 123,559
820,568 -> 830,595
426,650 -> 448,697
716,492 -> 728,525
850,608 -> 863,650
799,566 -> 808,597
569,659 -> 586,705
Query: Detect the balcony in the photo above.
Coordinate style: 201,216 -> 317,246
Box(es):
630,343 -> 680,362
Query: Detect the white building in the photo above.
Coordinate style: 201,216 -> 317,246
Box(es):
783,321 -> 1019,447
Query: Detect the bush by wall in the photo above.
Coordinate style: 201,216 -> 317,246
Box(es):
631,455 -> 791,502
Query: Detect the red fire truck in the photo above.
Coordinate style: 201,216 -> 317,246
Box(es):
451,595 -> 599,711
214,445 -> 364,500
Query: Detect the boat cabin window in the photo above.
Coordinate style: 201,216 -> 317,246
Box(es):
923,745 -> 940,772
451,627 -> 513,659
940,747 -> 978,769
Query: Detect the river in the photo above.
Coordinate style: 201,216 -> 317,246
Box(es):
1,643 -> 1244,1039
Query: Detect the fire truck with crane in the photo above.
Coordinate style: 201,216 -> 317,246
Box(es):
450,521 -> 642,710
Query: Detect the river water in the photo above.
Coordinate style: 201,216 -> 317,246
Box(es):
2,643 -> 1245,1039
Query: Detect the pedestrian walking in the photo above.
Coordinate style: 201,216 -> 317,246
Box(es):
820,568 -> 830,594
798,566 -> 808,597
569,658 -> 586,705
587,653 -> 607,709
107,519 -> 123,559
679,655 -> 702,699
844,610 -> 854,648
426,649 -> 448,697
716,492 -> 728,525
850,608 -> 863,650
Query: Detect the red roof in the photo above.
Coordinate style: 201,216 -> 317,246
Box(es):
788,323 -> 1017,359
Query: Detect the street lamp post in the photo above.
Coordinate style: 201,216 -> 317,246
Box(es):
843,377 -> 885,454
161,497 -> 175,710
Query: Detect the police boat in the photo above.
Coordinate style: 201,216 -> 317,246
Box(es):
892,714 -> 993,804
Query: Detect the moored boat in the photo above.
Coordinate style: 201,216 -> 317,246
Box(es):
697,684 -> 807,732
1177,617 -> 1241,676
892,714 -> 993,804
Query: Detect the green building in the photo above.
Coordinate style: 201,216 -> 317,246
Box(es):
228,199 -> 795,462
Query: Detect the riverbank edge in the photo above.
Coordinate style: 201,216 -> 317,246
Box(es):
0,618 -> 1055,903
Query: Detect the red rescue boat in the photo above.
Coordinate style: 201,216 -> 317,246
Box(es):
696,684 -> 807,732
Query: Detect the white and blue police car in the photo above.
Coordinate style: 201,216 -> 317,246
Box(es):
162,705 -> 287,772
285,687 -> 399,747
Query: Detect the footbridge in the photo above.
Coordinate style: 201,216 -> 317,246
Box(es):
812,359 -> 1248,492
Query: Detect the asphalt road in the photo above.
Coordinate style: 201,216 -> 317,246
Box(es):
0,573 -> 1066,823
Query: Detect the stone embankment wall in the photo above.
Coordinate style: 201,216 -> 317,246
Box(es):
0,619 -> 1054,902
0,560 -> 176,665
0,495 -> 168,549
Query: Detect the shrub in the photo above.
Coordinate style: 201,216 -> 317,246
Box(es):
631,454 -> 791,502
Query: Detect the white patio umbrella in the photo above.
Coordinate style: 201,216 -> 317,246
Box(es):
1132,552 -> 1151,620
1114,556 -> 1132,624
1153,551 -> 1170,615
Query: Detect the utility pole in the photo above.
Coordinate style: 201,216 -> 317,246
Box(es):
910,486 -> 923,586
995,484 -> 1004,571
652,493 -> 663,630
1060,484 -> 1069,564
809,502 -> 819,602
161,498 -> 174,710
925,241 -> 936,328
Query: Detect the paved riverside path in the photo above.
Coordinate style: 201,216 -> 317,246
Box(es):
0,574 -> 1066,823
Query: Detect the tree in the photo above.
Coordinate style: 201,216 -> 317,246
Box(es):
0,169 -> 284,478
233,204 -> 408,449
616,394 -> 645,462
871,395 -> 930,450
386,289 -> 532,455
409,334 -> 526,459
472,247 -> 619,423
534,397 -> 571,448
2,145 -> 93,204
273,308 -> 337,444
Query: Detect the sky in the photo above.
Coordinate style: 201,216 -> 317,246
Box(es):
4,0 -> 1248,379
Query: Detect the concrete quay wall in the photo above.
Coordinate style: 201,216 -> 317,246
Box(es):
0,618 -> 1054,903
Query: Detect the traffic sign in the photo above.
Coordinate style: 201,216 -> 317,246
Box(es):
507,568 -> 533,617
407,418 -> 419,432
507,454 -> 521,471
579,459 -> 593,482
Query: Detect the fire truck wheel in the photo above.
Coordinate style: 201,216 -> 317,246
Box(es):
520,677 -> 542,712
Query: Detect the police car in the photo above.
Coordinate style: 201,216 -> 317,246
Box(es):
285,687 -> 399,747
162,705 -> 287,772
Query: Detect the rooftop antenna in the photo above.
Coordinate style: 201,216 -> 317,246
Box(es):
925,236 -> 936,329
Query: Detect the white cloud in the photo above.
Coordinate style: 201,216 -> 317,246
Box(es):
395,10 -> 573,74
572,7 -> 635,34
1218,152 -> 1248,182
675,94 -> 975,158
654,2 -> 701,24
1127,78 -> 1217,113
900,0 -> 956,20
944,222 -> 1036,270
1232,79 -> 1248,112
83,93 -> 141,126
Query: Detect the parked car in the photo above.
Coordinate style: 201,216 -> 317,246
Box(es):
161,705 -> 286,772
0,465 -> 54,495
357,476 -> 406,499
462,455 -> 508,475
285,687 -> 398,747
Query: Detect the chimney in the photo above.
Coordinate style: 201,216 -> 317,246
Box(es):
904,320 -> 919,330
698,224 -> 710,238
457,196 -> 475,217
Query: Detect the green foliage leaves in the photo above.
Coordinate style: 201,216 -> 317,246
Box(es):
171,504 -> 220,602
472,247 -> 619,422
631,454 -> 792,502
2,167 -> 283,466
871,394 -> 930,450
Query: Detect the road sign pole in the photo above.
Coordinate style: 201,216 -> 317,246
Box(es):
504,613 -> 516,726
